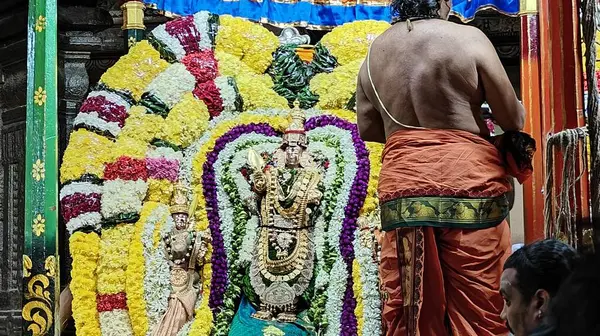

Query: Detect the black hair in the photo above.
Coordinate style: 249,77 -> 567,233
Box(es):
391,0 -> 441,21
550,253 -> 600,336
503,239 -> 579,302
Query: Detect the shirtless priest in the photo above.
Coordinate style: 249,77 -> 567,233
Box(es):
357,0 -> 532,335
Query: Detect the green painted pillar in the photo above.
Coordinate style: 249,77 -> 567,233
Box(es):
22,0 -> 59,334
122,0 -> 146,49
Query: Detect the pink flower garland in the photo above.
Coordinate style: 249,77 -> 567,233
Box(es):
146,157 -> 180,182
165,15 -> 201,55
182,51 -> 218,84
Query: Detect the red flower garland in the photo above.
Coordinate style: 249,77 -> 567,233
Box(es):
80,95 -> 128,127
165,15 -> 201,55
182,50 -> 218,84
104,157 -> 148,181
60,192 -> 101,223
97,292 -> 128,312
193,80 -> 224,118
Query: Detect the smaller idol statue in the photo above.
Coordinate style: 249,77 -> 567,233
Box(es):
246,103 -> 323,324
153,183 -> 211,336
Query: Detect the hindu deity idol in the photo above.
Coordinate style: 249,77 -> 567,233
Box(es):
153,183 -> 211,336
236,104 -> 323,334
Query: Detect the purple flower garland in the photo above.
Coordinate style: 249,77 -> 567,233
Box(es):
202,123 -> 277,310
306,115 -> 370,336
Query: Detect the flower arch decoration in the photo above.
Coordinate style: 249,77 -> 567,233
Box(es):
60,12 -> 386,336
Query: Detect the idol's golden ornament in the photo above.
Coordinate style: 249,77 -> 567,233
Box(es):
248,102 -> 323,322
152,182 -> 211,336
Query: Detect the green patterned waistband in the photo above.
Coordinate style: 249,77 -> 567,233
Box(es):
380,195 -> 510,231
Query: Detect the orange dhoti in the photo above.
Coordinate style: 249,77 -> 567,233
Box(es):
378,129 -> 514,336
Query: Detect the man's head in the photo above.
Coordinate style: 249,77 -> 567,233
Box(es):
391,0 -> 452,21
500,239 -> 578,336
551,253 -> 600,335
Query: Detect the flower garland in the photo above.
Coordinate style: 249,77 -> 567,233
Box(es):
307,115 -> 371,336
310,60 -> 362,110
97,224 -> 136,335
60,129 -> 115,183
182,50 -> 218,84
202,123 -> 278,311
158,92 -> 210,148
144,63 -> 197,110
70,231 -> 102,336
101,179 -> 148,220
149,12 -> 215,62
235,73 -> 289,110
353,227 -> 382,336
193,80 -> 224,118
320,20 -> 390,66
215,15 -> 279,74
60,181 -> 103,234
119,106 -> 163,143
212,136 -> 280,334
125,202 -> 161,336
215,50 -> 257,77
141,206 -> 172,330
362,142 -> 383,216
352,260 -> 364,336
113,137 -> 151,160
214,76 -> 242,114
100,41 -> 169,101
75,91 -> 132,137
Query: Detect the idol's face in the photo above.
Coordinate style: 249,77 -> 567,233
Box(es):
285,145 -> 302,167
173,213 -> 188,230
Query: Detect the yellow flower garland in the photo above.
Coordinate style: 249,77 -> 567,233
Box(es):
215,51 -> 258,77
152,209 -> 170,248
97,224 -> 136,294
236,73 -> 289,110
362,142 -> 383,216
191,113 -> 290,231
215,15 -> 279,74
100,40 -> 169,101
114,136 -> 150,159
126,202 -> 161,336
352,259 -> 365,336
311,59 -> 362,110
189,250 -> 213,336
60,129 -> 115,183
119,106 -> 164,143
320,20 -> 390,66
70,231 -> 102,336
159,92 -> 210,148
146,178 -> 175,204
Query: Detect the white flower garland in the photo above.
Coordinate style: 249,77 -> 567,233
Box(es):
66,212 -> 102,234
88,90 -> 132,110
176,321 -> 192,336
324,258 -> 349,336
353,228 -> 382,336
192,11 -> 212,51
142,206 -> 173,334
229,141 -> 279,266
60,181 -> 103,199
307,126 -> 358,255
305,141 -> 337,290
99,309 -> 134,336
150,24 -> 186,61
74,112 -> 122,137
101,179 -> 148,219
147,146 -> 184,163
214,134 -> 280,263
146,63 -> 196,109
214,76 -> 238,113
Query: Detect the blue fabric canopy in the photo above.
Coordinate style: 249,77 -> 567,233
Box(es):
147,0 -> 520,27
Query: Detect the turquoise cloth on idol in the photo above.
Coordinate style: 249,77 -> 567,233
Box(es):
228,296 -> 316,336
